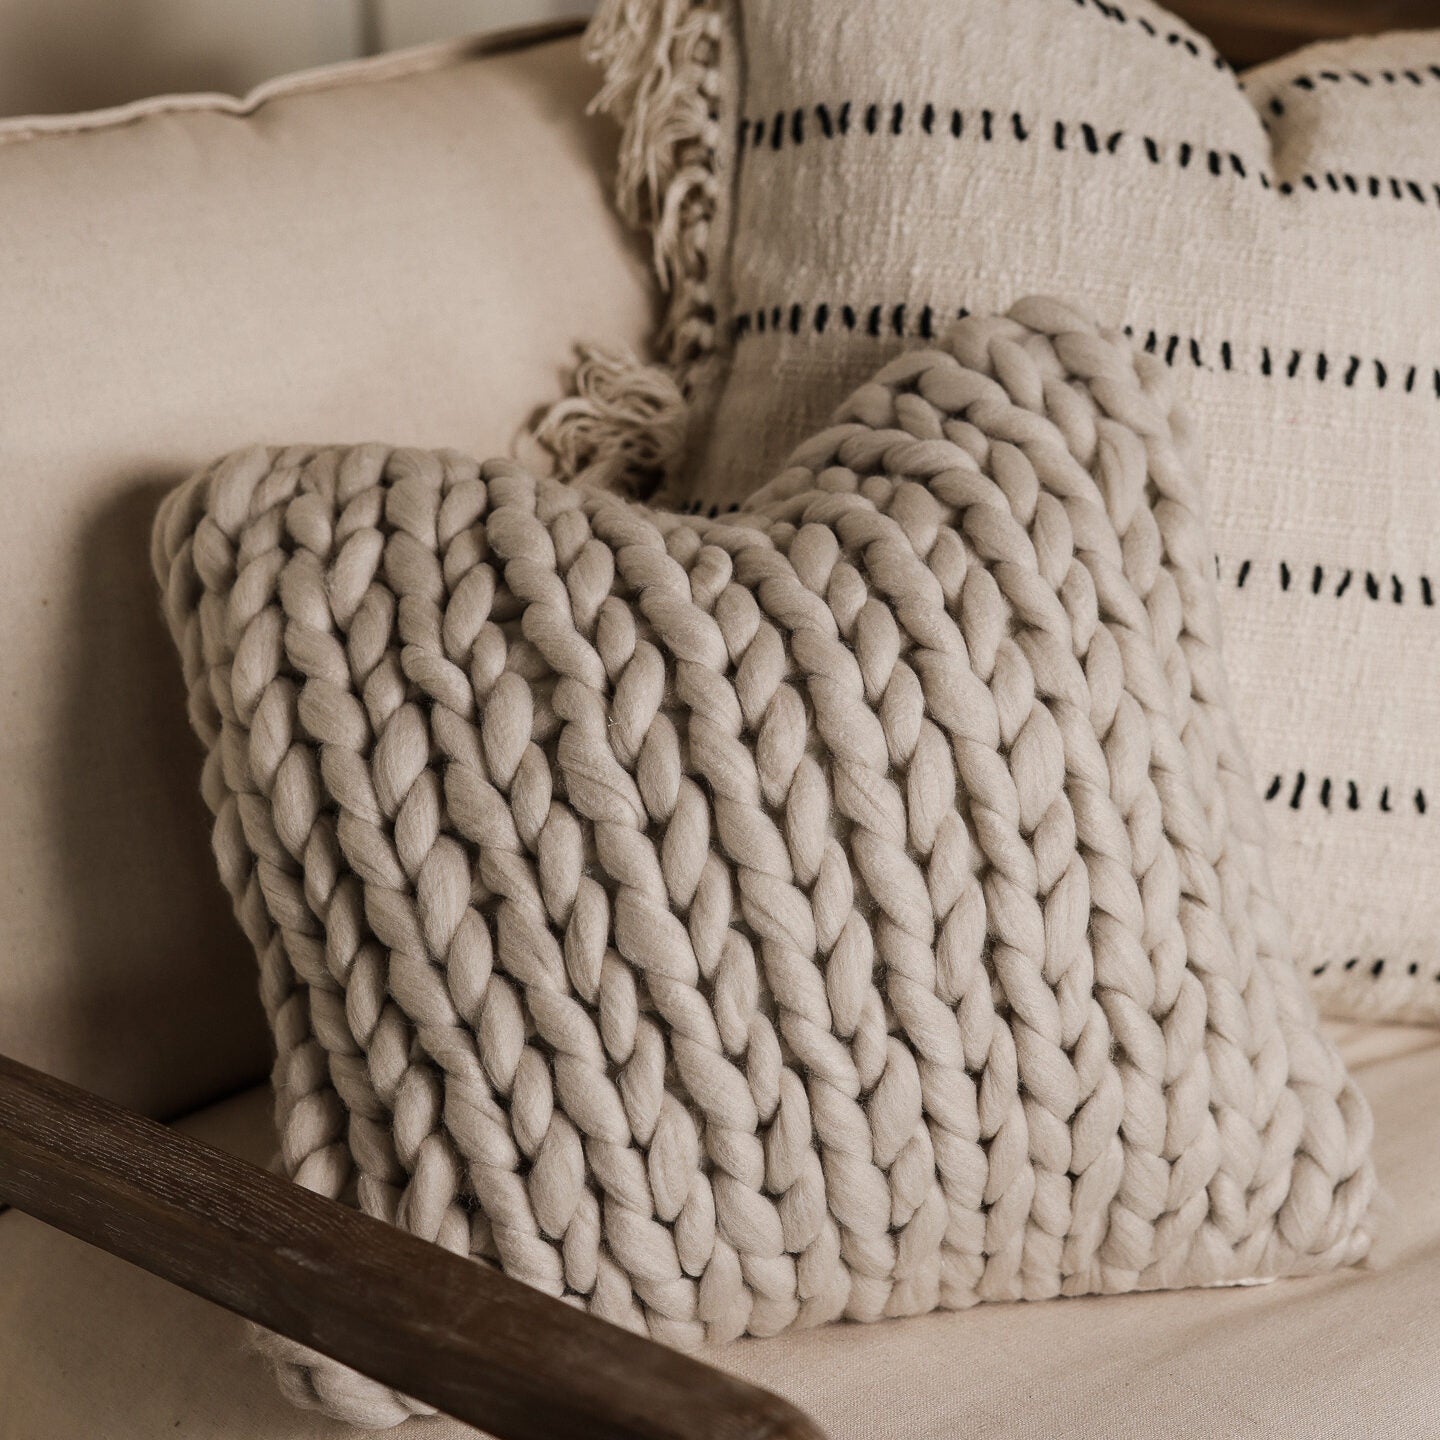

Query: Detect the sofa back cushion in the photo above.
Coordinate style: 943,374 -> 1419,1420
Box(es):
0,24 -> 652,1115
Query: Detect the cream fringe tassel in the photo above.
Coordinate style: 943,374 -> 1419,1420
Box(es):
531,0 -> 723,496
532,345 -> 688,495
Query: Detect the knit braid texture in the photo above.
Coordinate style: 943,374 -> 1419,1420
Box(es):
154,299 -> 1375,1430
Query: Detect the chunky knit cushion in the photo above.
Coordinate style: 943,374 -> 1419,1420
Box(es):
565,0 -> 1440,1025
156,303 -> 1374,1429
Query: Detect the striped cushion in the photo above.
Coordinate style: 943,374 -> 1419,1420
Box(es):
585,0 -> 1440,1025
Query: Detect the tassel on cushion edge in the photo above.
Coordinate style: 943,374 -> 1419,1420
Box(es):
531,346 -> 690,499
533,0 -> 724,495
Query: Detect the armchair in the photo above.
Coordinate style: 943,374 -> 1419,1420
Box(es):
3,6 -> 1439,1439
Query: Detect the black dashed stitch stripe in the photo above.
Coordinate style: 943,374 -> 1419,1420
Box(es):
1266,771 -> 1431,817
738,100 -> 1267,186
735,100 -> 1440,210
1310,957 -> 1435,984
1069,0 -> 1233,75
1221,556 -> 1439,606
726,304 -> 1440,407
1259,62 -> 1440,94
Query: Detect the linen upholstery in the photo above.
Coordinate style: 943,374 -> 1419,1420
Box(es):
154,302 -> 1373,1426
0,25 -> 652,1116
0,1019 -> 1431,1440
581,0 -> 1440,1024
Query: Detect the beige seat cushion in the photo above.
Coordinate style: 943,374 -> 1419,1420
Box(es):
0,24 -> 652,1118
1,1020 -> 1434,1440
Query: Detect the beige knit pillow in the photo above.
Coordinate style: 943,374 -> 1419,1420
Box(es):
157,302 -> 1374,1429
560,0 -> 1440,1025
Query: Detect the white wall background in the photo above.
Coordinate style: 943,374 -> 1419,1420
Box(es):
0,0 -> 595,117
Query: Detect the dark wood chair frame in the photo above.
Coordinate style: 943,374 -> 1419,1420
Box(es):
3,3 -> 1438,1436
0,1053 -> 823,1440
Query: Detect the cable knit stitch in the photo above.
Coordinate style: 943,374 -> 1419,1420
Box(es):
154,299 -> 1374,1430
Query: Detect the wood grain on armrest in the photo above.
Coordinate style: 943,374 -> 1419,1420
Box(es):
0,1054 -> 825,1440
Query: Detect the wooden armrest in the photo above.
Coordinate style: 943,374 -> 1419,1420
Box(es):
0,1054 -> 825,1440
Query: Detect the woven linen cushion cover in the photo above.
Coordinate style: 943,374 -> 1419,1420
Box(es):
565,0 -> 1440,1025
155,301 -> 1374,1428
